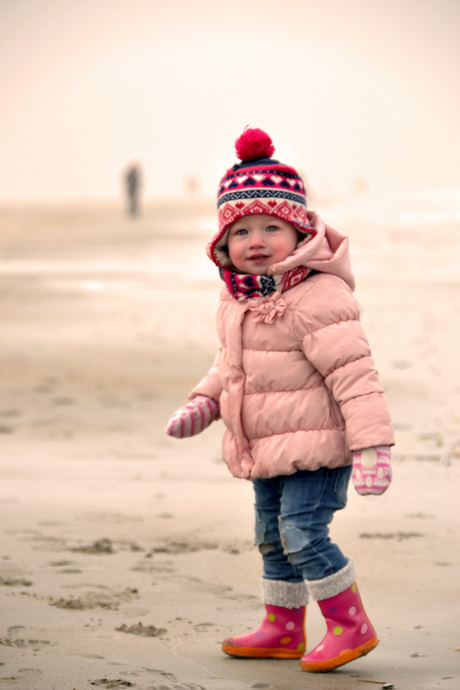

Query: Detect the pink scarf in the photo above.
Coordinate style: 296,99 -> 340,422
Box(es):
219,266 -> 310,324
219,266 -> 310,302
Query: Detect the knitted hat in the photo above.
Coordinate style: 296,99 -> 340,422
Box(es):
207,127 -> 315,268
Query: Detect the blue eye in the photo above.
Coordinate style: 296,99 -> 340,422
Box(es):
235,228 -> 247,236
266,225 -> 278,232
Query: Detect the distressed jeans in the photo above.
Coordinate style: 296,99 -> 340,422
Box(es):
253,466 -> 352,584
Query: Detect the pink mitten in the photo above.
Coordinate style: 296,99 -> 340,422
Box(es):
352,445 -> 392,496
165,395 -> 220,438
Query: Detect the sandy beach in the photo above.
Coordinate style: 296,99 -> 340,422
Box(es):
0,197 -> 459,690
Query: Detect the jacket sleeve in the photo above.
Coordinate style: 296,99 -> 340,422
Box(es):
188,349 -> 223,403
296,276 -> 394,451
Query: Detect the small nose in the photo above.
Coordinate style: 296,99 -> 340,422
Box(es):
248,230 -> 265,247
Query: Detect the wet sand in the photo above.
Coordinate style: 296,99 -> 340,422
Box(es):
0,199 -> 459,689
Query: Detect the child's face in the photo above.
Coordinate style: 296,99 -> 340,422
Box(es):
227,214 -> 299,274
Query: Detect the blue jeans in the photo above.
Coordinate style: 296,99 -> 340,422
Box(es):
253,466 -> 351,583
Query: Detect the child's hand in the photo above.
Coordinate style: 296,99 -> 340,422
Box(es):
352,445 -> 392,496
165,395 -> 220,438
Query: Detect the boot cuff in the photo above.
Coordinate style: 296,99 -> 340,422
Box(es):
306,559 -> 357,601
262,579 -> 309,608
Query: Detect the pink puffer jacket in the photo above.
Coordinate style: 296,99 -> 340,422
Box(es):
190,211 -> 394,480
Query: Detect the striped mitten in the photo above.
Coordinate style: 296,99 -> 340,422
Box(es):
166,395 -> 220,439
352,445 -> 392,496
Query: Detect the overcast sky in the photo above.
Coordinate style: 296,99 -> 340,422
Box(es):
1,0 -> 459,200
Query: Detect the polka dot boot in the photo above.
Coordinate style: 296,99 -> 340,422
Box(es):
300,583 -> 378,672
222,604 -> 306,659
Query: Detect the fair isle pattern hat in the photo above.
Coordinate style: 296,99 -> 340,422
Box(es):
207,128 -> 316,268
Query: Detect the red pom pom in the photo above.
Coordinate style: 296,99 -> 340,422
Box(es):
235,127 -> 275,162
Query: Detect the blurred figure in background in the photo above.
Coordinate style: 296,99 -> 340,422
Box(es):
123,162 -> 143,216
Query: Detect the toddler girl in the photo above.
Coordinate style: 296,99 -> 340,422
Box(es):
166,128 -> 394,673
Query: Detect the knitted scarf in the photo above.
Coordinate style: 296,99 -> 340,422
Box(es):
219,265 -> 310,302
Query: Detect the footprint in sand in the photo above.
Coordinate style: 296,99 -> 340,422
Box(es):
49,559 -> 82,573
71,538 -> 145,554
359,531 -> 424,541
0,576 -> 33,587
51,586 -> 139,610
116,622 -> 166,637
0,635 -> 52,649
71,538 -> 115,554
90,681 -> 134,688
0,668 -> 43,685
92,669 -> 209,690
142,669 -> 207,690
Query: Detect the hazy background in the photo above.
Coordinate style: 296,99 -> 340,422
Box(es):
1,0 -> 459,202
1,4 -> 460,687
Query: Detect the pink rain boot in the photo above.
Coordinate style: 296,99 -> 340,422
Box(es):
300,582 -> 378,672
222,579 -> 308,659
222,603 -> 306,659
